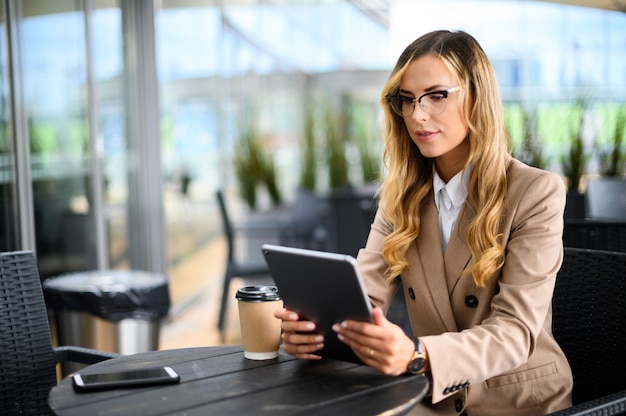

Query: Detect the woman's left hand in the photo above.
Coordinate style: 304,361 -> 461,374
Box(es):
332,307 -> 416,375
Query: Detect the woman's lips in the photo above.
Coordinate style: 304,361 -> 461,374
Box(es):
414,130 -> 437,142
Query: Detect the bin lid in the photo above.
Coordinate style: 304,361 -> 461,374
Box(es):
42,270 -> 170,321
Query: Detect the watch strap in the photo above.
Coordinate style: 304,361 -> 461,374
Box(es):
407,337 -> 427,374
414,337 -> 424,354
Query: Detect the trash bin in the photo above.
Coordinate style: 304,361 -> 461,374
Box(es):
43,270 -> 170,374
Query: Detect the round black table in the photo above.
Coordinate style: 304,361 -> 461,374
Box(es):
48,345 -> 429,415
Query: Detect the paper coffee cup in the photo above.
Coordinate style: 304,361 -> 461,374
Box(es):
236,285 -> 282,360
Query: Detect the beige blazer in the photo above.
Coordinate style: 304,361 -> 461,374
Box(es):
357,158 -> 573,416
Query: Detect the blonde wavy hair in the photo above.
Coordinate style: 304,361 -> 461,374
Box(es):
379,30 -> 510,287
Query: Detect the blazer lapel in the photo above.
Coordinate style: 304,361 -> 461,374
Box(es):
443,206 -> 473,292
413,195 -> 458,332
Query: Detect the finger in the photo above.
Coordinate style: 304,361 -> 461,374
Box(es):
291,353 -> 323,361
336,310 -> 396,343
352,345 -> 378,366
281,333 -> 324,358
281,320 -> 316,333
274,308 -> 299,321
282,342 -> 324,355
334,321 -> 381,343
282,332 -> 323,346
334,321 -> 399,362
333,325 -> 371,354
348,308 -> 389,335
372,307 -> 387,326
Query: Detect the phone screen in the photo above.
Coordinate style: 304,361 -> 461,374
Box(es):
72,366 -> 180,391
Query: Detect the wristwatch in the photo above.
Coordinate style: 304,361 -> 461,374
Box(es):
407,338 -> 427,374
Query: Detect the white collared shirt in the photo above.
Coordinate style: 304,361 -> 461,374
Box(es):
433,167 -> 469,252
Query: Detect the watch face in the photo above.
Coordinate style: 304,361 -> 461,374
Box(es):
409,357 -> 426,374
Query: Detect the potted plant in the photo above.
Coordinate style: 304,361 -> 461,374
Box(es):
324,107 -> 350,191
560,101 -> 590,218
299,103 -> 317,192
233,118 -> 282,210
598,104 -> 626,177
233,125 -> 261,210
585,103 -> 626,219
507,104 -> 548,170
353,103 -> 382,184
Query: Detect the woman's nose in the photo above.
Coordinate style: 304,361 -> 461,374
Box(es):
411,103 -> 430,121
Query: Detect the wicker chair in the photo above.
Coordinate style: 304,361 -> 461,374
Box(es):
547,248 -> 626,415
0,250 -> 118,416
563,219 -> 626,253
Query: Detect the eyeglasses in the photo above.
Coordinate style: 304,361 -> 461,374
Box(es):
386,85 -> 465,117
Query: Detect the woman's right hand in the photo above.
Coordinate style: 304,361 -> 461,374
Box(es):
274,307 -> 324,360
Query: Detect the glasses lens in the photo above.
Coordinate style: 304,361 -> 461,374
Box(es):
421,92 -> 447,115
387,95 -> 403,117
400,97 -> 414,117
389,95 -> 415,117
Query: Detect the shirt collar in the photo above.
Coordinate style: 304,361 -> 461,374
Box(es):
433,165 -> 470,210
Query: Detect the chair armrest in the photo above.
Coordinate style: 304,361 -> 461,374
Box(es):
546,390 -> 626,416
54,345 -> 119,365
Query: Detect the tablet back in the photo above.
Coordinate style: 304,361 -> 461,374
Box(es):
261,244 -> 373,364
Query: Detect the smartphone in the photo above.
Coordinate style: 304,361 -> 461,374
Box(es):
72,366 -> 180,391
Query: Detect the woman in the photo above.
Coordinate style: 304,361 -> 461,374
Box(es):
275,30 -> 573,415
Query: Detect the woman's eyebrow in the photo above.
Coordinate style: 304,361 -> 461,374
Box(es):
424,84 -> 448,92
399,85 -> 448,95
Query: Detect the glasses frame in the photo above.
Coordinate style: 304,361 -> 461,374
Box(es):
386,85 -> 466,117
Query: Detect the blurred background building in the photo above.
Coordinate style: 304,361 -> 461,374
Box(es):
1,0 -> 625,319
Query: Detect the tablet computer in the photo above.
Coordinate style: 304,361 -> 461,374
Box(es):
261,244 -> 373,364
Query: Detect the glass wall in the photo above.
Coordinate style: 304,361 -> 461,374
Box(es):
90,1 -> 127,270
157,1 -> 391,194
154,0 -> 626,305
0,0 -> 624,310
18,0 -> 129,278
11,0 -> 167,282
156,0 -> 626,198
21,0 -> 92,277
391,0 -> 626,174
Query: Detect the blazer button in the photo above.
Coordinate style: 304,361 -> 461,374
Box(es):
408,287 -> 416,300
465,295 -> 478,308
455,398 -> 464,413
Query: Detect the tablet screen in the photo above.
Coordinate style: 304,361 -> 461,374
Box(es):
261,244 -> 373,364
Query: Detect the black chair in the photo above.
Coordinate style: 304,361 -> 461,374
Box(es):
0,250 -> 117,416
215,191 -> 276,338
585,178 -> 626,220
326,187 -> 377,257
281,188 -> 329,250
547,248 -> 626,415
563,219 -> 626,252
